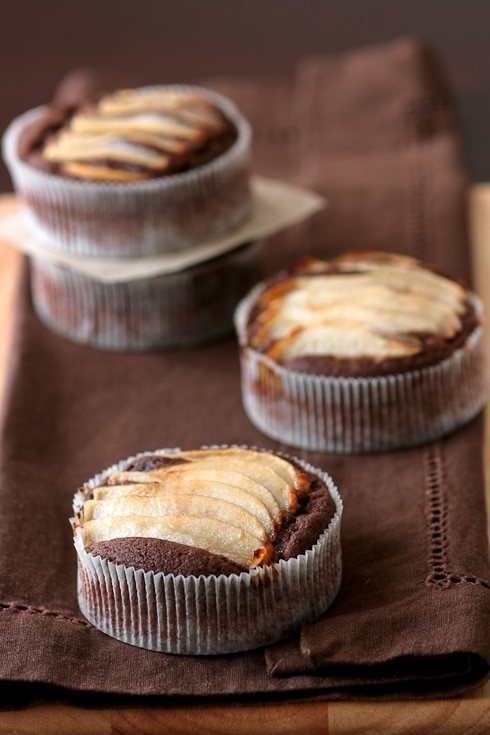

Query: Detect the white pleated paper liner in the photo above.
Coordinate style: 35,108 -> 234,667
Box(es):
2,85 -> 252,257
71,446 -> 343,655
235,286 -> 487,453
30,240 -> 264,350
0,176 -> 325,352
0,177 -> 325,283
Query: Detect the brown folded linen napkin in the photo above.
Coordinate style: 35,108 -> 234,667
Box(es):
1,36 -> 490,707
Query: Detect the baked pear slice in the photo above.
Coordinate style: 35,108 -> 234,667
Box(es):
82,514 -> 272,569
176,447 -> 310,491
92,482 -> 163,500
90,478 -> 274,537
267,322 -> 421,362
160,467 -> 281,517
72,112 -> 205,141
99,88 -> 226,131
104,468 -> 280,516
164,461 -> 295,513
83,493 -> 268,542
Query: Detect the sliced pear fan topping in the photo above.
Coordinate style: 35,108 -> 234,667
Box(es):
43,87 -> 229,181
83,494 -> 268,543
250,254 -> 468,363
78,448 -> 306,569
94,478 -> 275,537
44,134 -> 171,170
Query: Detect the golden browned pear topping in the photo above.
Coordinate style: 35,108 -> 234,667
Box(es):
43,87 -> 230,182
78,448 -> 309,569
250,252 -> 467,363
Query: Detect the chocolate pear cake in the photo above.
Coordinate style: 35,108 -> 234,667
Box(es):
3,84 -> 251,255
235,250 -> 486,452
71,446 -> 343,654
20,86 -> 239,182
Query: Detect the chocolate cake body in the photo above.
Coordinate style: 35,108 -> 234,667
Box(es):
86,537 -> 246,577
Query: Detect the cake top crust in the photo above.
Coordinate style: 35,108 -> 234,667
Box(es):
246,251 -> 475,371
21,86 -> 238,183
74,447 -> 330,571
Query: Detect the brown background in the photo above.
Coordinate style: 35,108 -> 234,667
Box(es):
1,0 -> 490,191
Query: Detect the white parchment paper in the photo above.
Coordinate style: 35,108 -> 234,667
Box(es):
0,176 -> 325,283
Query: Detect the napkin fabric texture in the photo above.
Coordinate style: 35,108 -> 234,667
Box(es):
1,37 -> 489,706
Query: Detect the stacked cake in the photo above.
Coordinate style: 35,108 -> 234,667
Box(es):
3,84 -> 258,349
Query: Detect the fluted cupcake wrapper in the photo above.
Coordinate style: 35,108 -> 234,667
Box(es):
29,240 -> 263,350
2,86 -> 251,257
72,447 -> 343,655
235,288 -> 487,453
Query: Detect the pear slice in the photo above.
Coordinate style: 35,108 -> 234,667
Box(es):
267,322 -> 422,362
116,130 -> 191,154
173,457 -> 296,512
83,493 -> 268,542
90,478 -> 274,536
184,448 -> 305,485
106,457 -> 297,514
100,91 -> 224,131
160,467 -> 281,517
72,112 -> 205,141
44,134 -> 170,170
82,515 -> 271,569
61,163 -> 149,183
99,89 -> 211,115
176,448 -> 310,502
91,482 -> 162,500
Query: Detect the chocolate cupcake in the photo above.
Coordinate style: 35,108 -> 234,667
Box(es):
71,446 -> 342,654
3,85 -> 251,256
235,251 -> 486,453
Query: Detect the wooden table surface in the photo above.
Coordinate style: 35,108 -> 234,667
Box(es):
1,189 -> 490,733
